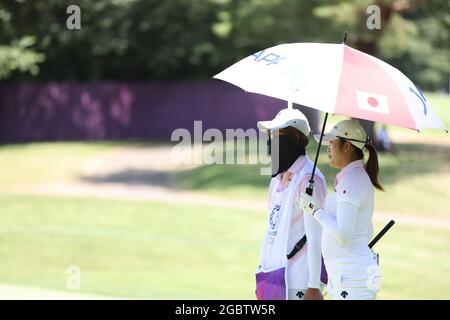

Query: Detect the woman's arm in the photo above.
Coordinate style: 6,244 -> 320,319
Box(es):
296,175 -> 326,289
300,175 -> 363,246
314,202 -> 358,246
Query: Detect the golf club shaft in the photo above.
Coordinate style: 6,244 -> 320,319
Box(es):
368,220 -> 395,249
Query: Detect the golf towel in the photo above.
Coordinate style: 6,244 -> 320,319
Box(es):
256,157 -> 327,299
256,168 -> 301,300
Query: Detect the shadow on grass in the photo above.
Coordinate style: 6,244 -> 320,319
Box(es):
175,165 -> 271,191
80,169 -> 174,188
73,141 -> 449,195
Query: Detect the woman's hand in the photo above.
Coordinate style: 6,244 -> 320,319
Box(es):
299,192 -> 319,216
303,288 -> 324,300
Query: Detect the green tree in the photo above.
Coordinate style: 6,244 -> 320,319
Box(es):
0,3 -> 44,80
1,0 -> 447,91
314,0 -> 449,91
1,0 -> 226,80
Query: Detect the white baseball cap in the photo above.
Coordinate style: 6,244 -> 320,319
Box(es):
314,119 -> 368,150
257,108 -> 311,137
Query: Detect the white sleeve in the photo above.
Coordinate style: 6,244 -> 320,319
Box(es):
314,202 -> 358,246
335,176 -> 364,207
304,212 -> 322,288
297,176 -> 326,289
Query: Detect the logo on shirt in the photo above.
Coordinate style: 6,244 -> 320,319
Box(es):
269,204 -> 282,231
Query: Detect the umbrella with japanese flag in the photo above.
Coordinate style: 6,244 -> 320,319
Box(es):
213,40 -> 447,194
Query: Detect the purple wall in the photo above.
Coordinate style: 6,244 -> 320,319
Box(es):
0,81 -> 318,142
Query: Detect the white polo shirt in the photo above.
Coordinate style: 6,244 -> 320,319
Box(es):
316,159 -> 375,264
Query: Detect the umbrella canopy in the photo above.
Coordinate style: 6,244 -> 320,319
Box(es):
214,42 -> 447,132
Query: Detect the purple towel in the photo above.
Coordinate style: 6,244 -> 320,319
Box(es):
255,267 -> 286,300
256,259 -> 328,300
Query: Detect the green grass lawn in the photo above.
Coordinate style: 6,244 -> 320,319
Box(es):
0,142 -> 120,189
0,140 -> 169,190
0,194 -> 263,299
0,194 -> 448,299
375,222 -> 450,299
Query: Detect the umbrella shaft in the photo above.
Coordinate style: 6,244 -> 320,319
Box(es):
308,112 -> 329,195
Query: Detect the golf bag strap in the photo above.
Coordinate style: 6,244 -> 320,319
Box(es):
287,234 -> 307,260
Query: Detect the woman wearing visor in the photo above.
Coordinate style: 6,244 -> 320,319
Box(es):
299,119 -> 383,300
255,107 -> 327,300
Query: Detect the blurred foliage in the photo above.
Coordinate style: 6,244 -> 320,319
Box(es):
0,2 -> 44,80
0,0 -> 448,90
0,36 -> 44,79
313,0 -> 449,91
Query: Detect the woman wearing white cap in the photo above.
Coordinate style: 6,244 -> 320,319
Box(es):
255,107 -> 327,300
299,119 -> 382,300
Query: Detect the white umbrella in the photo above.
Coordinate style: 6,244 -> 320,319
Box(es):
214,42 -> 446,131
214,39 -> 447,194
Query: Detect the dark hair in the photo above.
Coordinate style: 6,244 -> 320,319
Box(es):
338,138 -> 384,191
279,126 -> 309,148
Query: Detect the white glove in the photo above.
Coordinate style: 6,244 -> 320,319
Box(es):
299,192 -> 320,216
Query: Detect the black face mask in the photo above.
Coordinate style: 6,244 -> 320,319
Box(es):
270,134 -> 305,177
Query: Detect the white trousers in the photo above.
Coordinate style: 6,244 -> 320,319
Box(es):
325,251 -> 380,300
326,270 -> 380,300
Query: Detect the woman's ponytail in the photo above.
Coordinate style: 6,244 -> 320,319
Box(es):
339,137 -> 384,191
364,144 -> 384,191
